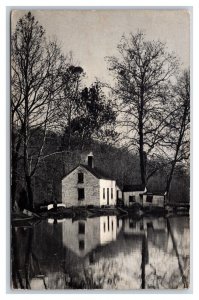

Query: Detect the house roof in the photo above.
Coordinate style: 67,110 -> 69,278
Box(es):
81,164 -> 114,180
123,184 -> 146,192
62,164 -> 115,181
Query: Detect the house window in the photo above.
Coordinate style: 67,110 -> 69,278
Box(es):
103,188 -> 105,199
104,222 -> 106,232
78,222 -> 85,234
146,194 -> 153,203
108,216 -> 110,231
79,240 -> 85,251
78,172 -> 84,183
129,195 -> 136,203
111,188 -> 113,199
78,188 -> 85,200
112,220 -> 114,231
107,188 -> 110,205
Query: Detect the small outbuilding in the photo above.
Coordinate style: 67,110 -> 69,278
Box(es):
142,191 -> 166,208
123,184 -> 147,207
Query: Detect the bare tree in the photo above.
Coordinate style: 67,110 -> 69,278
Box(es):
164,70 -> 190,196
11,12 -> 67,210
107,31 -> 178,185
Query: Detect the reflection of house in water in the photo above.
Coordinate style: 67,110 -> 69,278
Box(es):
12,216 -> 189,290
87,219 -> 144,289
62,216 -> 117,257
123,218 -> 144,235
120,217 -> 168,250
116,218 -> 123,235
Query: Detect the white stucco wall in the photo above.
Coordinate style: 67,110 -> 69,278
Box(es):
123,191 -> 145,207
99,179 -> 116,206
62,166 -> 117,207
143,194 -> 165,207
62,166 -> 100,207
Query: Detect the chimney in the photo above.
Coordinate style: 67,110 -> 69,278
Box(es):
87,152 -> 94,168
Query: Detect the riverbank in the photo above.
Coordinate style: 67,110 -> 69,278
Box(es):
11,205 -> 189,227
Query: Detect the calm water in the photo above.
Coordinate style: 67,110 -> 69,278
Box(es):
11,215 -> 190,290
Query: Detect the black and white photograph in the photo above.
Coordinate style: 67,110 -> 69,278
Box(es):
10,9 -> 190,290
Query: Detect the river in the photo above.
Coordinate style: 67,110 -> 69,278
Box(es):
11,215 -> 190,290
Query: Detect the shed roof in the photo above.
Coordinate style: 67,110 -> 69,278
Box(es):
142,191 -> 166,196
123,184 -> 146,192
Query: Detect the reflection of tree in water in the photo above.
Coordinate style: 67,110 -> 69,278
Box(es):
12,227 -> 24,289
145,263 -> 188,289
145,264 -> 178,289
166,218 -> 189,288
12,227 -> 48,289
144,217 -> 189,289
11,216 -> 190,290
61,259 -> 120,289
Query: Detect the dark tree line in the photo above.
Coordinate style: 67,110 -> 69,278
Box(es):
11,13 -> 190,211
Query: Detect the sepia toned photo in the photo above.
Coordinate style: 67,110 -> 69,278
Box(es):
11,9 -> 190,290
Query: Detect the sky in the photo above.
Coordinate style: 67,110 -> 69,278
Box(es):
11,9 -> 190,86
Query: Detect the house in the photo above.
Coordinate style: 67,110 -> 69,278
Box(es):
62,152 -> 117,207
142,191 -> 166,208
123,184 -> 146,207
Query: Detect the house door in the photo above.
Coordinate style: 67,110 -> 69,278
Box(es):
107,188 -> 109,205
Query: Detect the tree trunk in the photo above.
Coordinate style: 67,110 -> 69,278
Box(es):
25,175 -> 34,210
11,158 -> 18,211
138,90 -> 146,186
11,151 -> 18,211
166,161 -> 176,202
166,100 -> 189,198
24,228 -> 33,289
139,147 -> 146,186
141,234 -> 148,289
11,130 -> 22,211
